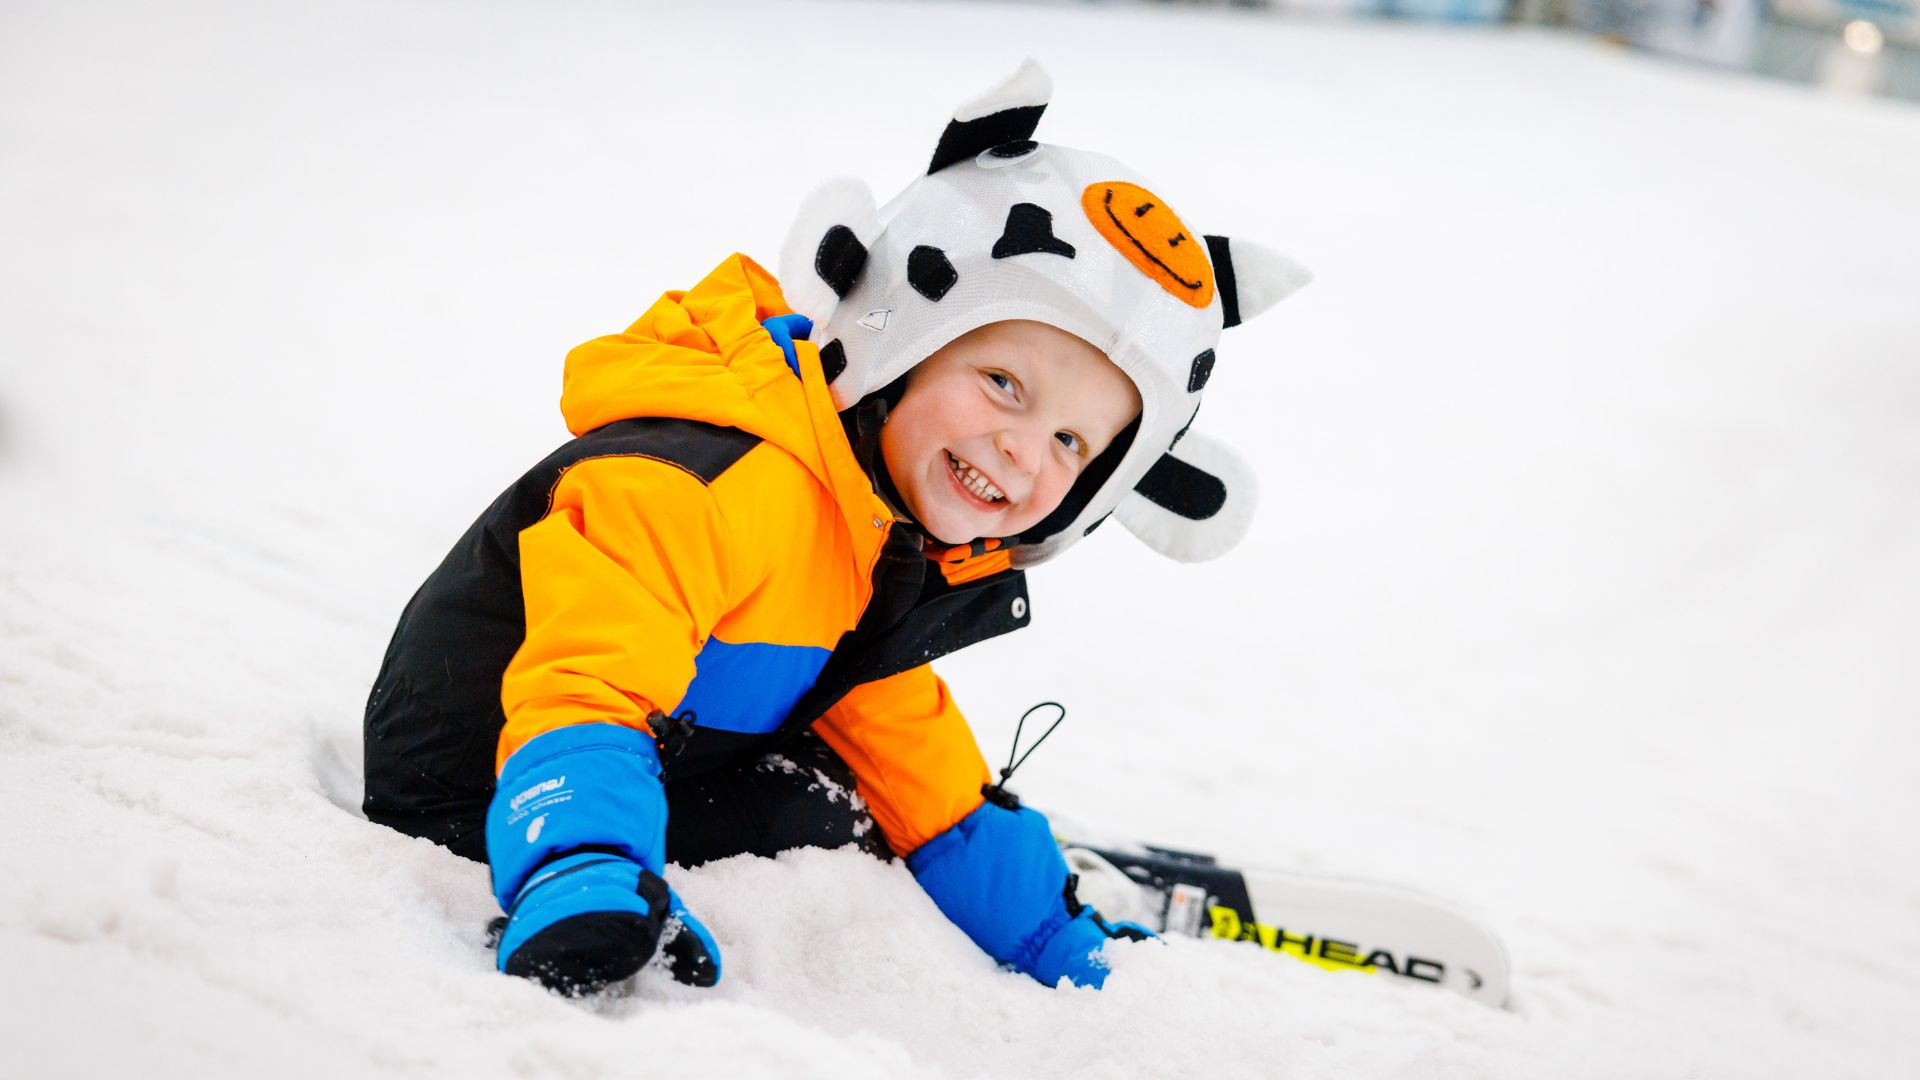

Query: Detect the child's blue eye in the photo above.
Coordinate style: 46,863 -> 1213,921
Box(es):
987,372 -> 1013,392
1055,431 -> 1084,454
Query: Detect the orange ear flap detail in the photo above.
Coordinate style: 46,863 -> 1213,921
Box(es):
1082,181 -> 1215,309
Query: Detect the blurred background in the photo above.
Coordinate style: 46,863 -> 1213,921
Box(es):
3,1 -> 1916,1076
1118,0 -> 1919,100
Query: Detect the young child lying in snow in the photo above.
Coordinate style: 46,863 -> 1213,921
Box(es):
361,60 -> 1308,995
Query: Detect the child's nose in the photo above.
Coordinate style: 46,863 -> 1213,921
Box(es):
993,427 -> 1042,477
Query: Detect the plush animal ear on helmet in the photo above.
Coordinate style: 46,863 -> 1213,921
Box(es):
1115,429 -> 1258,563
778,177 -> 882,332
928,58 -> 1052,173
1203,235 -> 1313,329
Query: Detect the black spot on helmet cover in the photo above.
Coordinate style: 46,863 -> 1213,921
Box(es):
1204,235 -> 1241,329
1187,350 -> 1216,394
1135,453 -> 1226,521
815,226 -> 867,300
907,245 -> 958,302
928,105 -> 1046,174
819,339 -> 848,383
988,139 -> 1038,158
992,204 -> 1076,261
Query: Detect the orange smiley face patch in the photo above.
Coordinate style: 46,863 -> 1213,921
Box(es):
1082,181 -> 1215,309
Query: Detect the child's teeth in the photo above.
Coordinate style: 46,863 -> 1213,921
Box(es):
947,453 -> 1004,503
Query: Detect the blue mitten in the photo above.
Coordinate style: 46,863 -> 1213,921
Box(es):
1026,906 -> 1155,988
486,722 -> 720,994
907,799 -> 1153,988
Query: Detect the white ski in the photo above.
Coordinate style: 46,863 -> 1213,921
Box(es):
1060,841 -> 1511,1008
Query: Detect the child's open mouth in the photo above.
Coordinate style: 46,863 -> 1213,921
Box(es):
945,451 -> 1005,505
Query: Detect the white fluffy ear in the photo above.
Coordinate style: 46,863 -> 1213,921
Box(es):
1205,235 -> 1312,328
778,177 -> 882,330
1225,238 -> 1312,324
928,59 -> 1053,173
953,57 -> 1052,124
1115,429 -> 1259,563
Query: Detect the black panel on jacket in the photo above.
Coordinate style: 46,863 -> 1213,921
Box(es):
362,418 -> 761,829
363,409 -> 1035,851
769,523 -> 1031,771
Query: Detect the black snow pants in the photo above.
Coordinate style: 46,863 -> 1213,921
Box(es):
364,730 -> 890,869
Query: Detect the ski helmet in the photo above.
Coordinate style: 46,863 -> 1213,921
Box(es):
779,60 -> 1310,567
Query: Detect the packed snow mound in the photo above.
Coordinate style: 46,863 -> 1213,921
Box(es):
4,0 -> 1920,1077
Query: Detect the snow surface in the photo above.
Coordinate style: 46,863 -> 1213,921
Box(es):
4,0 -> 1919,1077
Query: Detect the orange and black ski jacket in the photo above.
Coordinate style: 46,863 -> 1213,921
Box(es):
362,254 -> 1029,859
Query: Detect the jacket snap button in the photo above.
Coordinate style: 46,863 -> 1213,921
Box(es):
872,517 -> 883,529
1011,597 -> 1027,620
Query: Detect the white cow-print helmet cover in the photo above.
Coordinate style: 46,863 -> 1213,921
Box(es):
779,60 -> 1311,568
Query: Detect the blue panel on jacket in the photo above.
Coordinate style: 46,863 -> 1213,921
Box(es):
678,636 -> 830,734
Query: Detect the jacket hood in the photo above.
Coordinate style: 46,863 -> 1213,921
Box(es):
564,254 -> 811,449
560,254 -> 886,549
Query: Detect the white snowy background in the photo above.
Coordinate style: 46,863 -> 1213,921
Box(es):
3,0 -> 1917,1076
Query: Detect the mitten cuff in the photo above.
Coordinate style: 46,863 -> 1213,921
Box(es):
486,722 -> 666,908
907,799 -> 1076,971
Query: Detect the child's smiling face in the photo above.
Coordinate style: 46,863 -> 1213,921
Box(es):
880,320 -> 1142,546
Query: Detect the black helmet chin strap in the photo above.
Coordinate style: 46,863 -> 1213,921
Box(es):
843,382 -> 912,523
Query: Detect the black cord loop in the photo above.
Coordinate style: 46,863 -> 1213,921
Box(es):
1001,700 -> 1067,786
981,701 -> 1068,811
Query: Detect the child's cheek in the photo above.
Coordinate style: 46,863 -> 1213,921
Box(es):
1034,472 -> 1072,519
